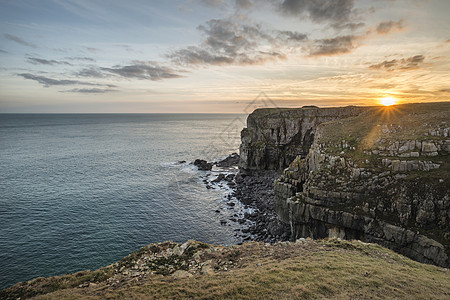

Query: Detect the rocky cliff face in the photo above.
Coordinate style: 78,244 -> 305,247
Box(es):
239,106 -> 369,174
240,102 -> 450,267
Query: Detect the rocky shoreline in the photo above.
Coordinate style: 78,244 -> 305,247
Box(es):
193,153 -> 290,244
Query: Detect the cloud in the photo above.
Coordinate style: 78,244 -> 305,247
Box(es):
334,21 -> 365,31
305,18 -> 406,57
18,73 -> 117,88
278,0 -> 357,26
66,56 -> 96,62
440,88 -> 450,93
100,62 -> 183,80
75,67 -> 108,78
4,34 -> 37,48
201,0 -> 227,7
76,62 -> 184,81
187,0 -> 256,11
277,30 -> 308,42
27,57 -> 72,66
235,0 -> 253,9
375,20 -> 404,34
175,2 -> 403,63
369,55 -> 426,71
0,49 -> 8,54
62,88 -> 117,94
85,47 -> 100,53
307,35 -> 359,56
168,18 -> 294,66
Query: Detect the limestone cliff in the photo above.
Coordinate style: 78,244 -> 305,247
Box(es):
240,102 -> 450,267
239,106 -> 369,174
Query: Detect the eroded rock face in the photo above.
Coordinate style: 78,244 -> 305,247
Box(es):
240,102 -> 450,267
239,106 -> 369,175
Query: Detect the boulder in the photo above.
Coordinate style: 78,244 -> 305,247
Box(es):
193,159 -> 213,171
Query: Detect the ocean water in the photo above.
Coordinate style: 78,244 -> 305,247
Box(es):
0,113 -> 247,289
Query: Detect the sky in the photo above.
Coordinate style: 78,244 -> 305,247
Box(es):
0,0 -> 449,113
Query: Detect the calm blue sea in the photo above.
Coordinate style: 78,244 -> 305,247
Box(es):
0,113 -> 247,289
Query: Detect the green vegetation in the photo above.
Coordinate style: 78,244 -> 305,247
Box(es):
319,102 -> 450,163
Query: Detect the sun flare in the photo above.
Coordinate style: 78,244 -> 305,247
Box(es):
379,97 -> 398,106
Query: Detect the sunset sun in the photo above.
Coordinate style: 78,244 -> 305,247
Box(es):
379,97 -> 398,106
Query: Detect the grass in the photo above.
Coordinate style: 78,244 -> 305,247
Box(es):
0,268 -> 114,300
319,102 -> 450,157
3,239 -> 449,299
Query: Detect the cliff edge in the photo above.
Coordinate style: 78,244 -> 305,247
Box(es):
240,102 -> 450,267
239,105 -> 369,174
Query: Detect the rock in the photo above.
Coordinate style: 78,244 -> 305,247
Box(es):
225,174 -> 235,181
410,152 -> 419,157
193,159 -> 213,171
258,103 -> 450,268
212,173 -> 225,183
172,270 -> 193,279
422,142 -> 438,154
216,153 -> 240,168
200,261 -> 215,275
239,106 -> 368,174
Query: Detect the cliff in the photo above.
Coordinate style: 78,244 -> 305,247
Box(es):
240,102 -> 450,267
2,239 -> 449,299
239,106 -> 369,174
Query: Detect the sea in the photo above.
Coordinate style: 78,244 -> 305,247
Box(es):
0,113 -> 248,289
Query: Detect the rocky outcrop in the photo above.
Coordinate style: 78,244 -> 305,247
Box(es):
193,159 -> 213,171
240,102 -> 450,267
239,106 -> 369,174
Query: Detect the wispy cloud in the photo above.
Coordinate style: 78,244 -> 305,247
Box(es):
18,73 -> 117,88
75,67 -> 108,78
305,18 -> 406,57
277,0 -> 359,28
369,55 -> 426,71
307,35 -> 359,56
277,30 -> 308,42
200,0 -> 227,7
85,47 -> 100,53
75,62 -> 184,81
0,49 -> 8,54
27,57 -> 72,66
62,88 -> 117,94
66,56 -> 96,62
375,20 -> 404,34
4,34 -> 37,48
100,62 -> 183,80
235,0 -> 253,9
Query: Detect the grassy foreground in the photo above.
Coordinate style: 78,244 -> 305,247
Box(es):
1,239 -> 449,299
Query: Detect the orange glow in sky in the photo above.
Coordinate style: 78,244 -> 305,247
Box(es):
1,1 -> 450,112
